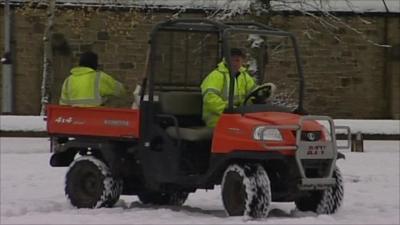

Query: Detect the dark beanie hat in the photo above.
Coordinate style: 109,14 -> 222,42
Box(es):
230,48 -> 245,57
79,51 -> 98,70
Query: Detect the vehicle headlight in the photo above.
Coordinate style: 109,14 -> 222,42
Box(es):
253,126 -> 283,141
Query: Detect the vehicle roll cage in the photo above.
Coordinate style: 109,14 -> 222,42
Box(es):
147,18 -> 305,112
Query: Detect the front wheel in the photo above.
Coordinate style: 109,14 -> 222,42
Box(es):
65,156 -> 123,208
295,167 -> 344,214
221,164 -> 271,218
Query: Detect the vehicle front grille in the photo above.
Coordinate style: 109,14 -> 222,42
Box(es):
301,159 -> 332,178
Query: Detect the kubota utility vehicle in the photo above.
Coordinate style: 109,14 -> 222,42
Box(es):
47,19 -> 350,218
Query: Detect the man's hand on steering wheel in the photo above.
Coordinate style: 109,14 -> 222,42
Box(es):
243,82 -> 277,106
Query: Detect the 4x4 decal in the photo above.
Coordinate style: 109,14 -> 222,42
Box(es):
55,116 -> 72,124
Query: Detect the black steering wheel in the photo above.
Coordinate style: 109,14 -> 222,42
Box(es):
243,83 -> 274,106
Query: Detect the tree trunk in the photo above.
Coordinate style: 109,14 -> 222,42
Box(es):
40,0 -> 56,115
248,0 -> 272,84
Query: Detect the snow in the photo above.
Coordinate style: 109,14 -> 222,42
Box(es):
6,0 -> 400,13
1,137 -> 399,224
335,119 -> 400,135
0,116 -> 46,132
1,115 -> 399,135
7,0 -> 252,10
270,0 -> 400,13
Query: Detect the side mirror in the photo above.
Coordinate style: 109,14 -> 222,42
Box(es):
1,52 -> 11,64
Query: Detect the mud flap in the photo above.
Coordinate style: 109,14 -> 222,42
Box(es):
337,152 -> 345,160
50,150 -> 77,167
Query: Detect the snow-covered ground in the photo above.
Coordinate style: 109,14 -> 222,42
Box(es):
1,137 -> 399,224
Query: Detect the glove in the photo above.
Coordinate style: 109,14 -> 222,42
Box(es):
255,83 -> 276,103
262,82 -> 276,98
251,83 -> 277,104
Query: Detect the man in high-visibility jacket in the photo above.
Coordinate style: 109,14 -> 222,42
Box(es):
201,48 -> 257,127
59,51 -> 126,107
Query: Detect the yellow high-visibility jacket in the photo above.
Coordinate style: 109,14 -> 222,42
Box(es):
201,61 -> 256,127
59,67 -> 126,107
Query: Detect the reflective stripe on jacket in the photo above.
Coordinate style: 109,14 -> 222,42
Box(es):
201,61 -> 256,127
59,67 -> 125,107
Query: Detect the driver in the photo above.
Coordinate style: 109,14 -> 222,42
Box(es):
201,48 -> 274,128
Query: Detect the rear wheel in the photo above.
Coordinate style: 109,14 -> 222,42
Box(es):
65,156 -> 123,208
295,167 -> 344,214
221,164 -> 271,218
138,191 -> 189,206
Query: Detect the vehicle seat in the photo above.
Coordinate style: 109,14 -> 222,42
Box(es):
158,91 -> 213,141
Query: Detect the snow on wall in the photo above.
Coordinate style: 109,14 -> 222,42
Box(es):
270,0 -> 400,13
7,0 -> 252,10
0,116 -> 46,132
5,0 -> 400,13
1,115 -> 399,134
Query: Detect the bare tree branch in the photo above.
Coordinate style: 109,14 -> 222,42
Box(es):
268,0 -> 391,47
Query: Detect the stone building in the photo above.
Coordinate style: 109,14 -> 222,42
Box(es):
0,1 -> 399,119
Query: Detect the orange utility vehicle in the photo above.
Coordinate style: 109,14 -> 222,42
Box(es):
47,19 -> 350,218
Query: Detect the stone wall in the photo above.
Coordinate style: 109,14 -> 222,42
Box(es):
0,7 -> 399,118
269,14 -> 400,119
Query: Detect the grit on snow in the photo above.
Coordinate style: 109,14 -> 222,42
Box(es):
0,138 -> 399,224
